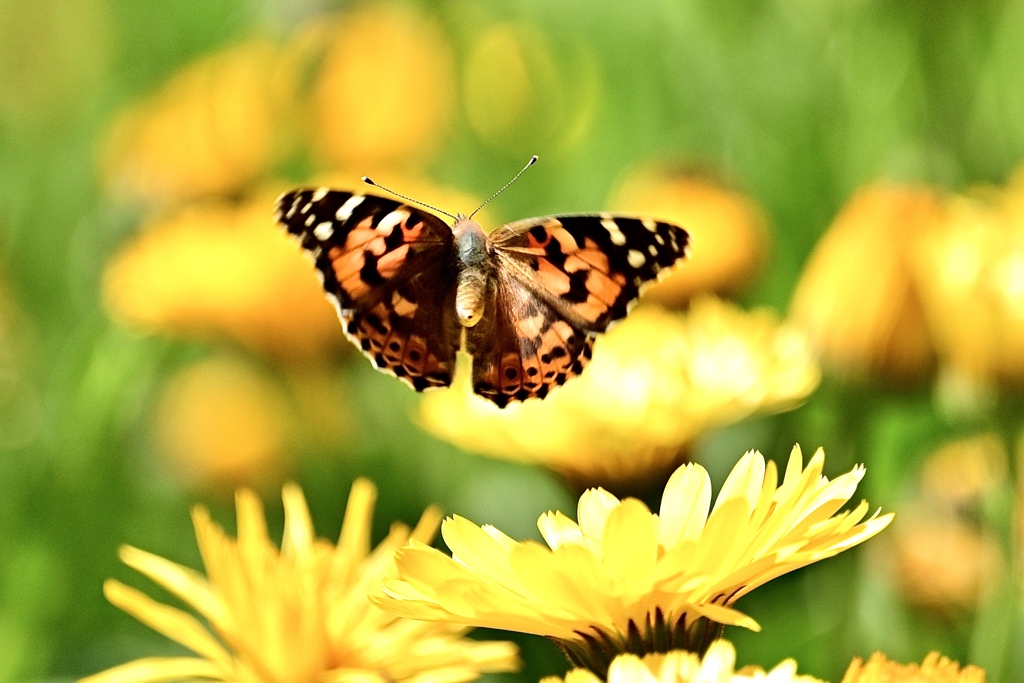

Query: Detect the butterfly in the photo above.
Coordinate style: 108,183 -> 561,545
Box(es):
275,181 -> 689,408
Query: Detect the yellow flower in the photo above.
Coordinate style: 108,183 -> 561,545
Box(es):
542,640 -> 822,683
312,4 -> 455,172
81,481 -> 519,683
841,652 -> 985,683
887,512 -> 1001,616
789,183 -> 942,384
919,434 -> 1007,508
421,298 -> 819,492
607,168 -> 770,304
911,174 -> 1024,389
101,39 -> 297,202
102,188 -> 344,359
375,446 -> 892,675
152,356 -> 294,491
882,435 -> 1006,616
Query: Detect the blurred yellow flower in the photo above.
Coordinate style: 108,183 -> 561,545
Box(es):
81,480 -> 519,683
375,446 -> 892,674
541,640 -> 822,683
102,189 -> 344,359
882,434 -> 1006,616
887,512 -> 1001,615
152,356 -> 293,491
462,22 -> 599,154
912,173 -> 1024,388
312,4 -> 455,172
789,183 -> 942,383
101,38 -> 297,203
841,652 -> 985,683
608,168 -> 770,304
421,298 -> 819,492
919,433 -> 1007,508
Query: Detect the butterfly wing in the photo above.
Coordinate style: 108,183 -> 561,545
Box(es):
466,214 -> 688,407
488,214 -> 689,332
465,266 -> 595,408
276,189 -> 461,390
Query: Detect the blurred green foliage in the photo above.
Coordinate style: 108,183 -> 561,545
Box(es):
1,1 -> 1023,682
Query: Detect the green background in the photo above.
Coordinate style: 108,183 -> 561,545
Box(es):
1,1 -> 1022,681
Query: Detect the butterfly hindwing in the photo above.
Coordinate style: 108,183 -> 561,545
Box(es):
489,214 -> 689,333
275,189 -> 461,390
466,267 -> 596,408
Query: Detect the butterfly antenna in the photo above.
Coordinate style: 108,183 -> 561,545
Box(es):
468,155 -> 539,220
360,176 -> 458,221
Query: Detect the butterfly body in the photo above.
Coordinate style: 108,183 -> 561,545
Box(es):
276,188 -> 689,407
453,217 -> 490,327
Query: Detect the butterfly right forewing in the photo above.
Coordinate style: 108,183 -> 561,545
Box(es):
275,189 -> 462,390
489,214 -> 689,332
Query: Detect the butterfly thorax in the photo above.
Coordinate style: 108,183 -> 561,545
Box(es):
453,216 -> 490,328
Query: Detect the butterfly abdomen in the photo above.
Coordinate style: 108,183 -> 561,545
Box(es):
453,218 -> 490,328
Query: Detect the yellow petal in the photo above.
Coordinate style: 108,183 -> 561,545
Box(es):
441,516 -> 521,589
659,462 -> 712,549
78,657 -> 225,683
538,510 -> 586,550
606,654 -> 659,683
578,488 -> 623,549
103,581 -> 232,667
602,499 -> 658,589
117,546 -> 224,626
714,451 -> 765,513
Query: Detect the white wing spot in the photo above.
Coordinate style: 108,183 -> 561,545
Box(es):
601,218 -> 627,246
313,221 -> 334,241
312,187 -> 329,202
300,202 -> 312,214
377,208 -> 410,234
642,218 -> 658,232
304,214 -> 316,227
336,194 -> 365,221
627,250 -> 646,268
655,233 -> 665,246
648,244 -> 658,256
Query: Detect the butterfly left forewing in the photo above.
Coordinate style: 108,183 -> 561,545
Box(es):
276,188 -> 461,390
488,214 -> 689,333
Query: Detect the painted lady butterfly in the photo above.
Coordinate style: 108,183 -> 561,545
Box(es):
275,173 -> 688,408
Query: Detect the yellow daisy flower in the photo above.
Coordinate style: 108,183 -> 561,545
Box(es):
101,188 -> 344,359
101,38 -> 297,203
789,183 -> 942,384
80,480 -> 519,683
607,168 -> 771,304
152,356 -> 295,492
421,298 -> 819,493
886,511 -> 1001,616
542,640 -> 822,683
911,173 -> 1024,389
374,446 -> 892,675
841,652 -> 986,683
312,4 -> 455,172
